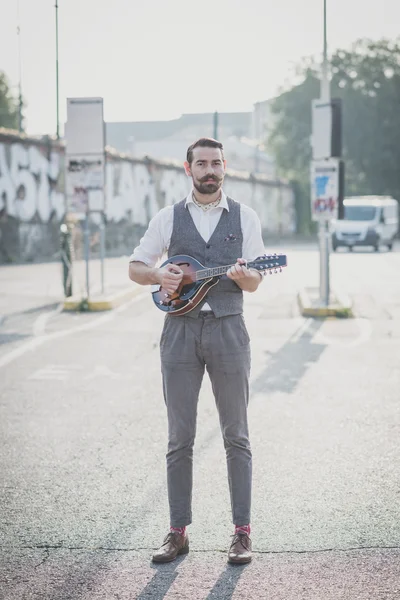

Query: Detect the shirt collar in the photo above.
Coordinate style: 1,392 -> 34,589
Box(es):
185,189 -> 229,211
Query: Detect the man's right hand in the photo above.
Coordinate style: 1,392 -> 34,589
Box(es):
157,263 -> 184,296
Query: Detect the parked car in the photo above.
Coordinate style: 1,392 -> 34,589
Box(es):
331,196 -> 399,251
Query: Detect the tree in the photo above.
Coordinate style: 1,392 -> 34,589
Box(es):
0,71 -> 21,130
269,38 -> 400,233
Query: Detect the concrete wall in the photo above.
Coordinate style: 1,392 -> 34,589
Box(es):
0,129 -> 295,263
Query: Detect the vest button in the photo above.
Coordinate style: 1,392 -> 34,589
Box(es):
206,244 -> 211,249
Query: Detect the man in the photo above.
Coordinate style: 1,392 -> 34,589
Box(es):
128,138 -> 265,564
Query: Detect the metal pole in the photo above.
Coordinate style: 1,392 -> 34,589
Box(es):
100,116 -> 106,295
319,220 -> 330,304
16,0 -> 23,131
84,212 -> 90,300
55,0 -> 60,139
321,0 -> 329,102
100,215 -> 105,294
319,0 -> 330,306
213,111 -> 219,139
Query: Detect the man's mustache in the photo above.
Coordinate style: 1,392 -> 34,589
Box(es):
200,176 -> 220,183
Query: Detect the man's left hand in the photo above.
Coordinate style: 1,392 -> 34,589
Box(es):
226,258 -> 252,281
226,258 -> 263,292
227,258 -> 262,292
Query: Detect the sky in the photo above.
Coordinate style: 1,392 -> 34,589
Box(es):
1,0 -> 400,135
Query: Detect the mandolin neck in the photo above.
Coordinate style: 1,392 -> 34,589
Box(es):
195,264 -> 236,281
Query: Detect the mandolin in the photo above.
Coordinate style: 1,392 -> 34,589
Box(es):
151,253 -> 287,315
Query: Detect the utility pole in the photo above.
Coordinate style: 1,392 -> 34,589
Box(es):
319,0 -> 331,306
17,0 -> 23,131
55,0 -> 60,139
311,0 -> 344,307
321,0 -> 329,103
213,111 -> 219,140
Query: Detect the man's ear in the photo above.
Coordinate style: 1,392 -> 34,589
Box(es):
223,159 -> 227,170
184,161 -> 192,177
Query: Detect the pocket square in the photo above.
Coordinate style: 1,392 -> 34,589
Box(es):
224,233 -> 237,242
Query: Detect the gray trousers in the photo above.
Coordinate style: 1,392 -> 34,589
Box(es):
160,312 -> 252,528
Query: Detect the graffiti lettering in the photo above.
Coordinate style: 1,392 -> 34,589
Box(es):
0,135 -> 296,263
0,142 -> 64,222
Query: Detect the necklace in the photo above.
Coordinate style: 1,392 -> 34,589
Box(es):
192,192 -> 221,212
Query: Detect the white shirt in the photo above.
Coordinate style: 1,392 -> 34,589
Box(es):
129,190 -> 266,266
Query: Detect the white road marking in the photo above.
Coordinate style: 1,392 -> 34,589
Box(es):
84,365 -> 124,380
29,364 -> 83,381
32,303 -> 64,336
289,318 -> 314,342
31,283 -> 107,338
0,291 -> 146,371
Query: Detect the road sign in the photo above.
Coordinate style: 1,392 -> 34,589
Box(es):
66,154 -> 105,214
65,97 -> 105,155
311,158 -> 339,221
311,100 -> 332,160
65,98 -> 105,214
64,97 -> 106,299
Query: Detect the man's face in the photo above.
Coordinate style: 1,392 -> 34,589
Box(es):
184,147 -> 226,195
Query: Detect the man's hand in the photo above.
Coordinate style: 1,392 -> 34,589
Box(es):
157,263 -> 184,295
226,258 -> 252,281
227,258 -> 262,292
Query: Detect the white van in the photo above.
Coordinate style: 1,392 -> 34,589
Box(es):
332,196 -> 399,251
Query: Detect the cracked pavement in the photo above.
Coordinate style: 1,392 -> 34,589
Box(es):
1,243 -> 400,599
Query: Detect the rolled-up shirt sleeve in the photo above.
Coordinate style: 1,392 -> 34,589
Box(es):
129,206 -> 173,267
240,204 -> 266,261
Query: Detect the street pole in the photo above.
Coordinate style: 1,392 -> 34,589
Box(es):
319,0 -> 330,306
84,210 -> 90,301
321,0 -> 329,103
213,111 -> 219,139
16,0 -> 23,132
55,0 -> 60,139
100,211 -> 105,295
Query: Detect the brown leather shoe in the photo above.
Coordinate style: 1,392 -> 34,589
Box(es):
227,533 -> 252,564
152,532 -> 189,563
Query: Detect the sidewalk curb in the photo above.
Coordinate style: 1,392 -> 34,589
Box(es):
63,286 -> 144,312
297,287 -> 354,318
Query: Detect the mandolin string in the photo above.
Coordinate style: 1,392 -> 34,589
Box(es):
195,264 -> 233,281
195,256 -> 284,281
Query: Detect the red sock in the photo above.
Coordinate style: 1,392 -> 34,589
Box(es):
170,526 -> 186,536
235,524 -> 251,536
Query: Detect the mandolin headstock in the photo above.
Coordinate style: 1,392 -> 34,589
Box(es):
248,253 -> 287,274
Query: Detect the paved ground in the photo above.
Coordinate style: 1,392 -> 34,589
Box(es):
0,242 -> 400,599
0,256 -> 131,318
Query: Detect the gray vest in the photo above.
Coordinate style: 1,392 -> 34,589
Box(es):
168,197 -> 244,318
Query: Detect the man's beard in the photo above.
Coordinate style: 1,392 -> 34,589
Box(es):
193,176 -> 223,195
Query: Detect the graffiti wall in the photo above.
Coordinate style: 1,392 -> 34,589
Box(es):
0,129 -> 295,263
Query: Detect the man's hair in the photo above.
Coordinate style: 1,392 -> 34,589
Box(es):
186,138 -> 224,165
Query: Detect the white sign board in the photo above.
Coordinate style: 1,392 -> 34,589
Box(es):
66,155 -> 105,190
311,158 -> 339,221
65,98 -> 105,155
311,100 -> 332,160
65,98 -> 105,214
66,154 -> 105,214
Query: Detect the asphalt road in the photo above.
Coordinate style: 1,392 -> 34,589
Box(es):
1,243 -> 399,599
